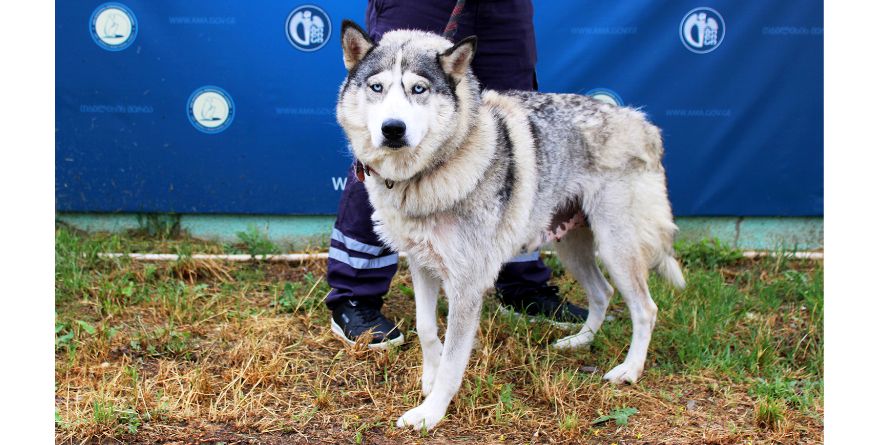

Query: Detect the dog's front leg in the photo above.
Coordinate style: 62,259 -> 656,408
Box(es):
396,282 -> 483,431
408,260 -> 442,396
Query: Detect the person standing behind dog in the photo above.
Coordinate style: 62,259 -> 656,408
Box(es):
325,0 -> 589,348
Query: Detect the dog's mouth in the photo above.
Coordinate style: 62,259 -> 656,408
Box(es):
383,139 -> 407,150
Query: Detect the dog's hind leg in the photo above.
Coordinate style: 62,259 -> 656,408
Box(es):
397,280 -> 484,431
589,216 -> 659,384
551,228 -> 614,350
408,260 -> 443,397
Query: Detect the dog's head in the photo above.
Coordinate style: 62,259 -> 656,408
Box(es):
336,20 -> 479,181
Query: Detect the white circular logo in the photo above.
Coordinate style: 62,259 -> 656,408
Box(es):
585,88 -> 624,106
680,7 -> 725,54
286,5 -> 332,52
187,87 -> 235,134
90,3 -> 137,51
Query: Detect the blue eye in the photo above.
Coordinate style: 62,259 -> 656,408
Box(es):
412,85 -> 427,94
370,83 -> 383,93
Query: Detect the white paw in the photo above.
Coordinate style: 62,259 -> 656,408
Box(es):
552,330 -> 595,350
396,403 -> 446,431
603,362 -> 643,384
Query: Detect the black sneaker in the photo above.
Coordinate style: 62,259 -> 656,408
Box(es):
496,285 -> 588,328
330,298 -> 404,349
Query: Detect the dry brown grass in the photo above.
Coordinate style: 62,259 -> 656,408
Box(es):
55,230 -> 823,444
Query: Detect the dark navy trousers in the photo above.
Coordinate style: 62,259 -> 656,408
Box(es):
326,0 -> 550,307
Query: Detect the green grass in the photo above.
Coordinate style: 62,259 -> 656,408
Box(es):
643,268 -> 819,378
674,238 -> 744,269
546,249 -> 823,385
55,225 -> 823,443
135,214 -> 181,239
755,397 -> 787,430
236,224 -> 279,256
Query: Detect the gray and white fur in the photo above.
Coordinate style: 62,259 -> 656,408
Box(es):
336,21 -> 685,431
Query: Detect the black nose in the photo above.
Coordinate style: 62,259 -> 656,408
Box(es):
381,119 -> 406,141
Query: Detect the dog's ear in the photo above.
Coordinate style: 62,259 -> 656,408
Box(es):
341,20 -> 374,71
438,36 -> 477,80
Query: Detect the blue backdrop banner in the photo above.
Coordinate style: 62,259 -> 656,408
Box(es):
56,1 -> 823,216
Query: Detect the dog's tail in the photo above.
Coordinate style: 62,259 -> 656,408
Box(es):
655,255 -> 686,289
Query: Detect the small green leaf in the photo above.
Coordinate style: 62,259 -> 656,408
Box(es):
398,284 -> 414,298
76,320 -> 97,335
591,407 -> 638,426
55,331 -> 74,349
613,407 -> 638,425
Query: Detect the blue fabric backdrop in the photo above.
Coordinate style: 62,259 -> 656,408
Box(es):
56,1 -> 823,216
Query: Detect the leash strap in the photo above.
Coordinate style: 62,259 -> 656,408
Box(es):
443,0 -> 467,39
353,161 -> 367,182
353,161 -> 394,189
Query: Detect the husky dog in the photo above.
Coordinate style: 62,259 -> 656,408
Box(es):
336,20 -> 685,431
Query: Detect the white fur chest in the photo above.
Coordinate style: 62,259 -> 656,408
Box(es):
370,204 -> 459,279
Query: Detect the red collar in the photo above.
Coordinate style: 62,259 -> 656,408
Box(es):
354,161 -> 394,189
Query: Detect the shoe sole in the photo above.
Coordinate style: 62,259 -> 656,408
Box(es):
330,318 -> 405,350
496,305 -> 583,330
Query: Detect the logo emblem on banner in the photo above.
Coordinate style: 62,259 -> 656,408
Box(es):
287,5 -> 332,51
680,7 -> 725,54
90,3 -> 138,51
187,86 -> 235,134
585,88 -> 624,106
